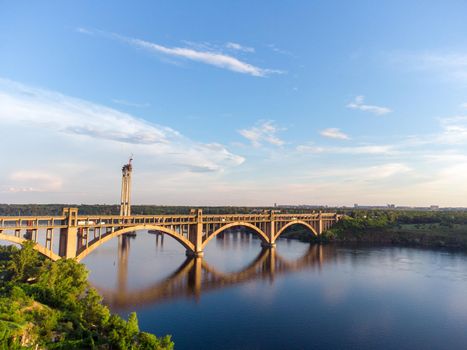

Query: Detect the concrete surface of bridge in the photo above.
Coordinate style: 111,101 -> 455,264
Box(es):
0,208 -> 342,261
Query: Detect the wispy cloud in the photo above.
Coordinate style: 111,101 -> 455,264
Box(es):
460,103 -> 467,110
266,44 -> 293,56
346,95 -> 392,115
239,120 -> 285,147
112,99 -> 150,108
320,128 -> 350,140
75,27 -> 93,35
7,172 -> 63,193
438,116 -> 467,144
225,42 -> 255,53
77,28 -> 281,77
389,51 -> 467,81
297,143 -> 396,155
363,163 -> 412,179
0,78 -> 244,174
315,163 -> 411,180
127,37 -> 280,77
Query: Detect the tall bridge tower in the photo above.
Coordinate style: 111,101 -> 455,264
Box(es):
120,157 -> 133,216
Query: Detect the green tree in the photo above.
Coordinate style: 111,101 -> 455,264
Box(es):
35,259 -> 88,309
7,241 -> 40,283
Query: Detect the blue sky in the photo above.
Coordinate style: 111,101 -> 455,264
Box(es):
1,1 -> 467,206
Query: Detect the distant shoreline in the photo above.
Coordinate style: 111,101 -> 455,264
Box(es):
282,227 -> 467,252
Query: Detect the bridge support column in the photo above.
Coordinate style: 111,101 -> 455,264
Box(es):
187,209 -> 204,257
59,208 -> 78,259
318,211 -> 323,235
261,210 -> 277,248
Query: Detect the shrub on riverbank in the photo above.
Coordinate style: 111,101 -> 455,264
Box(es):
0,241 -> 174,349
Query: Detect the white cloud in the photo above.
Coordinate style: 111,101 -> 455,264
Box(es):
238,121 -> 285,147
225,42 -> 255,53
112,99 -> 150,108
460,103 -> 467,110
297,144 -> 396,155
416,53 -> 467,69
438,116 -> 467,144
7,172 -> 63,193
423,152 -> 467,163
75,27 -> 93,35
365,163 -> 411,179
389,52 -> 467,81
320,128 -> 350,140
346,96 -> 392,115
77,28 -> 280,77
0,78 -> 244,175
266,44 -> 293,56
128,37 -> 279,77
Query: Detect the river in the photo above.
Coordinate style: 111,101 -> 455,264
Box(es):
83,230 -> 467,349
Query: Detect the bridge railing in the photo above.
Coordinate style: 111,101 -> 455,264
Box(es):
72,214 -> 197,229
202,214 -> 270,224
0,216 -> 67,230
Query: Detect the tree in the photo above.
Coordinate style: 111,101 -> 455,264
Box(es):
35,259 -> 89,309
7,241 -> 40,283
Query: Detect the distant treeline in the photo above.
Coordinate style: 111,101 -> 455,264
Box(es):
3,204 -> 467,249
346,209 -> 467,226
3,205 -> 467,222
0,204 -> 326,216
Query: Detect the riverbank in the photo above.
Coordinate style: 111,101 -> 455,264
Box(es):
282,219 -> 467,251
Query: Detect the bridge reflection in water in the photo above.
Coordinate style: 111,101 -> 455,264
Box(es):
96,232 -> 337,310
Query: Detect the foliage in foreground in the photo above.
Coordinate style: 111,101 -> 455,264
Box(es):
0,241 -> 173,349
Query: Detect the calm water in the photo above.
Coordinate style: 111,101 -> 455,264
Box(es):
83,231 -> 467,350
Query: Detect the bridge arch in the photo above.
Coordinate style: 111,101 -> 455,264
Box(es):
274,220 -> 318,241
201,222 -> 269,250
75,225 -> 195,262
0,233 -> 61,261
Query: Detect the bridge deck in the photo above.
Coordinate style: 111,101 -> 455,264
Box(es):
0,212 -> 339,230
0,210 -> 342,261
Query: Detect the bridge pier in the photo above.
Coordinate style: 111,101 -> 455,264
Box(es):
187,209 -> 204,257
318,211 -> 323,235
58,208 -> 78,259
267,210 -> 277,246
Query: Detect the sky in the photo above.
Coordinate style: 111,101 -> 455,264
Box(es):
1,1 -> 467,207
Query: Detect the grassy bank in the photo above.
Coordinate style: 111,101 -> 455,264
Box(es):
0,242 -> 174,349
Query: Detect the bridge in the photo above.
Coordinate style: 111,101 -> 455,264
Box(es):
0,159 -> 342,261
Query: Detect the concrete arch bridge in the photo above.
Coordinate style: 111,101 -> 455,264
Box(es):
0,208 -> 342,261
